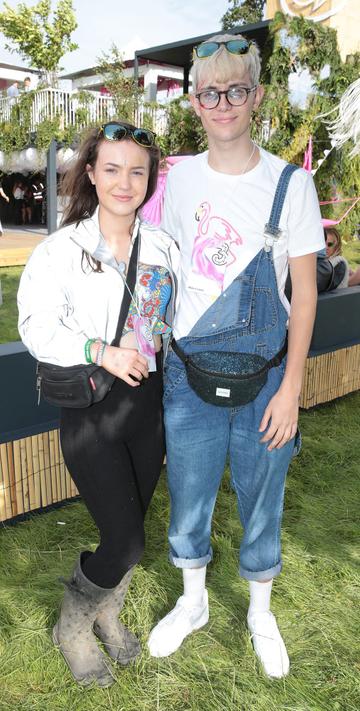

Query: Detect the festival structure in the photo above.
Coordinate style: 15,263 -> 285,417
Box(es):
266,0 -> 360,59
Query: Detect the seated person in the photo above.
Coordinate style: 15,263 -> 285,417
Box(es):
325,227 -> 360,287
325,227 -> 349,288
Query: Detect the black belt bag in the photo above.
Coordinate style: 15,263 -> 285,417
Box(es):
171,338 -> 287,408
36,230 -> 139,409
36,358 -> 116,409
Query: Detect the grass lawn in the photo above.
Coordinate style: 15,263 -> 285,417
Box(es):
0,242 -> 359,709
0,391 -> 360,710
0,266 -> 23,343
344,240 -> 360,268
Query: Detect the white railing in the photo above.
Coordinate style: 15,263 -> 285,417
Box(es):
135,103 -> 169,136
0,88 -> 169,135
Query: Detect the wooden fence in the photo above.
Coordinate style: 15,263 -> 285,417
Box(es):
0,430 -> 77,522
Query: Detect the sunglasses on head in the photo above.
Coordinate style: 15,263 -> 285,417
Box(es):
193,39 -> 252,60
99,122 -> 156,148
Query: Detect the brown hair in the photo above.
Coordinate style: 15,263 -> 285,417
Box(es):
325,227 -> 342,257
60,120 -> 160,227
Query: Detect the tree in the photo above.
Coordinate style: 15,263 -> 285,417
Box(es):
221,0 -> 265,29
0,0 -> 78,86
96,44 -> 143,122
252,12 -> 360,236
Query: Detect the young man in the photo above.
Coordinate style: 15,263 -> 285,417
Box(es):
147,34 -> 324,678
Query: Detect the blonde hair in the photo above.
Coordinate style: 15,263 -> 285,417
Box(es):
191,33 -> 261,93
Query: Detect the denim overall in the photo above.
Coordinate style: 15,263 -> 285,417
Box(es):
164,165 -> 301,581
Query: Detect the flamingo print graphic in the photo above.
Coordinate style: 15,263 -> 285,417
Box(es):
192,202 -> 243,289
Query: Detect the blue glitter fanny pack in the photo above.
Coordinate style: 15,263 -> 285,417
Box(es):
171,338 -> 287,407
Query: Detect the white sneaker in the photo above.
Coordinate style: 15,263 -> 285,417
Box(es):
148,590 -> 209,658
247,611 -> 290,679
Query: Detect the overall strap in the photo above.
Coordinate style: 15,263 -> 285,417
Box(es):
264,163 -> 299,238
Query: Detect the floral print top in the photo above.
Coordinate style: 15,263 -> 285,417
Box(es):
122,262 -> 172,359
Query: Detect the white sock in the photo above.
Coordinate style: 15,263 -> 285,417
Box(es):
183,566 -> 207,605
248,579 -> 273,617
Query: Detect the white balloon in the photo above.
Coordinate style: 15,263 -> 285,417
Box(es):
37,150 -> 47,171
24,147 -> 39,171
18,150 -> 28,172
57,147 -> 76,173
8,151 -> 21,173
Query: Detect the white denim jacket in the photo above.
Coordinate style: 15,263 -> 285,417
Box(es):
18,208 -> 179,366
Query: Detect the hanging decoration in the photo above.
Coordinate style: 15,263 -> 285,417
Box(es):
320,77 -> 360,158
279,0 -> 349,22
302,135 -> 313,172
141,156 -> 191,226
320,196 -> 360,227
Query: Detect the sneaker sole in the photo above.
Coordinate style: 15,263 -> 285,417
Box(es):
249,631 -> 290,679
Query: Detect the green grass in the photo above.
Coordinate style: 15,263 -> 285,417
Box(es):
0,266 -> 23,344
343,240 -> 360,268
0,392 -> 360,710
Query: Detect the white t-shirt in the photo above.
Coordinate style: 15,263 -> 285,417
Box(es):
162,148 -> 325,340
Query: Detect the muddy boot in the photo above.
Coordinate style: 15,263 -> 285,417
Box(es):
94,567 -> 141,665
52,554 -> 115,687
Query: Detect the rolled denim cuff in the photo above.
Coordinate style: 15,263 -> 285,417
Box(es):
239,560 -> 282,581
169,547 -> 213,569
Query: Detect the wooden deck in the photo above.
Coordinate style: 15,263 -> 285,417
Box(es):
0,229 -> 46,267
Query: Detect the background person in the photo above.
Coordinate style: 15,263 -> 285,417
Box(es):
0,181 -> 10,236
325,226 -> 360,287
31,177 -> 45,224
7,80 -> 19,99
23,184 -> 34,224
12,180 -> 25,225
18,120 -> 178,687
23,76 -> 31,92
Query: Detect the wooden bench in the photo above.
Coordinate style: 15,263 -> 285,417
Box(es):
300,286 -> 360,408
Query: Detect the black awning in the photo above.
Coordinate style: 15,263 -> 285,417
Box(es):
135,21 -> 270,71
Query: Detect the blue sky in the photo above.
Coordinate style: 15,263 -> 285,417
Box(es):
0,0 -> 229,73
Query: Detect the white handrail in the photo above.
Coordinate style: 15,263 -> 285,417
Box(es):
0,89 -> 168,134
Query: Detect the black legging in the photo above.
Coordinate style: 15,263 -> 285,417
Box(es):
60,362 -> 164,588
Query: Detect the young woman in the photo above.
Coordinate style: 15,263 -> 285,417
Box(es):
18,121 -> 178,688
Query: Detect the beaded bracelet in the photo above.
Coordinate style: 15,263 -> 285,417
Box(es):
95,340 -> 107,366
84,338 -> 96,364
85,337 -> 104,364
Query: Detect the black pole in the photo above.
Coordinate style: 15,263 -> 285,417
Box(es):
183,64 -> 190,94
46,138 -> 57,235
134,53 -> 139,83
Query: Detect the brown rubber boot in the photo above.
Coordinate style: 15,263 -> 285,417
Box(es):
94,567 -> 141,665
52,555 -> 115,687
